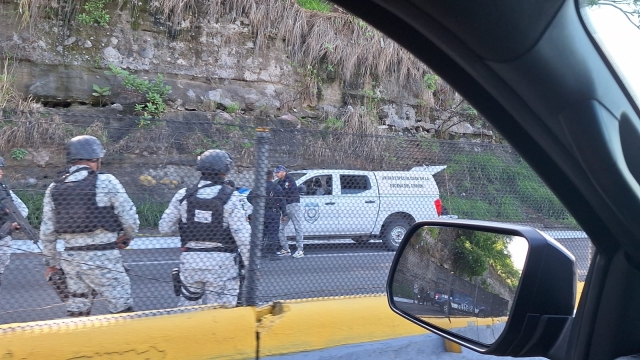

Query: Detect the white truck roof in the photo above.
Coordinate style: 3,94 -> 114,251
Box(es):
291,166 -> 447,176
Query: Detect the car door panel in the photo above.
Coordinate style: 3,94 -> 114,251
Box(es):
292,174 -> 341,237
337,174 -> 379,235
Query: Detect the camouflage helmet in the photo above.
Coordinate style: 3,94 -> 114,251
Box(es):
66,135 -> 106,163
196,150 -> 234,174
0,157 -> 4,167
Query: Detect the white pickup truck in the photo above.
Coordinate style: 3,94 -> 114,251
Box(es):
282,166 -> 446,250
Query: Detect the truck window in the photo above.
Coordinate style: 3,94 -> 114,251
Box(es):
303,175 -> 333,196
290,173 -> 307,181
340,175 -> 371,195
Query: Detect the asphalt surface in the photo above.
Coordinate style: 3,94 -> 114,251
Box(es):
0,230 -> 588,325
0,240 -> 394,325
395,300 -> 449,317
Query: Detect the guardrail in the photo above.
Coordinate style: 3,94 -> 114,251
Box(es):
0,282 -> 585,359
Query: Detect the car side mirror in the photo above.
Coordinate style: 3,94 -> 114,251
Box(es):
387,219 -> 576,357
298,185 -> 307,195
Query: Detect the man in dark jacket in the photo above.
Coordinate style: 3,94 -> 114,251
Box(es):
274,165 -> 304,258
247,170 -> 287,261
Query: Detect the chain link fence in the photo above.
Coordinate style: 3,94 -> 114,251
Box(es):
0,110 -> 591,325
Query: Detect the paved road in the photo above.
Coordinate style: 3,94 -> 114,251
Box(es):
0,240 -> 394,325
0,229 -> 590,325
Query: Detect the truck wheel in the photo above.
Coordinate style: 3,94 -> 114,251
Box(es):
352,237 -> 371,244
382,218 -> 411,251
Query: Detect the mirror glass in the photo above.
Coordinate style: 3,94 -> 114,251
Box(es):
390,226 -> 528,345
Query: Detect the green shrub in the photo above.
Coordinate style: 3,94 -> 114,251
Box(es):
104,65 -> 171,121
10,148 -> 28,160
135,198 -> 167,228
77,0 -> 110,26
323,117 -> 344,131
296,0 -> 332,12
422,74 -> 438,92
442,196 -> 496,220
444,153 -> 572,223
497,195 -> 524,221
225,103 -> 240,114
13,190 -> 44,228
451,229 -> 521,288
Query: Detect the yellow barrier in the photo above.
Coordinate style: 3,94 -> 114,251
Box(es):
257,296 -> 428,357
0,306 -> 256,360
0,281 -> 587,359
444,339 -> 462,353
577,281 -> 585,308
258,281 -> 586,357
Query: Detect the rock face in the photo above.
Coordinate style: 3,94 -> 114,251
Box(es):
1,2 -> 299,113
0,1 -> 495,141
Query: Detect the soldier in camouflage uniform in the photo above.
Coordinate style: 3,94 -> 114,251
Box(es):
40,136 -> 139,317
0,157 -> 29,285
159,149 -> 251,307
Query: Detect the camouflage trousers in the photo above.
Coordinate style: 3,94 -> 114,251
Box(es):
279,203 -> 304,252
60,249 -> 132,315
0,236 -> 11,275
178,252 -> 240,307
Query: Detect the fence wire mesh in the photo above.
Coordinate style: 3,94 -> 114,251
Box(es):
0,110 -> 591,325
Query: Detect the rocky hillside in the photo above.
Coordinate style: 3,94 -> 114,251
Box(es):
0,0 -> 555,233
0,0 -> 495,139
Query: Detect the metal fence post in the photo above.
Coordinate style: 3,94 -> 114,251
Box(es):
243,127 -> 271,306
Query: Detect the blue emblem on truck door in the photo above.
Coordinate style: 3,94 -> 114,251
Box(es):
304,202 -> 320,223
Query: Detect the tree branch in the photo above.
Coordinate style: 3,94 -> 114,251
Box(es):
593,1 -> 640,30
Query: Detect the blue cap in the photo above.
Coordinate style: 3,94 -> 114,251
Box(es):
274,165 -> 287,173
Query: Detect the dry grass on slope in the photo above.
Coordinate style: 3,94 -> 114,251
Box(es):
215,1 -> 432,88
17,0 -> 442,109
0,114 -> 69,153
143,0 -> 432,89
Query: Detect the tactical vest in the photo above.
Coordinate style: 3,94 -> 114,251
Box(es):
51,168 -> 123,234
178,183 -> 236,251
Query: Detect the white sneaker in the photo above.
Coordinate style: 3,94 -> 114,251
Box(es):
292,250 -> 304,258
276,249 -> 291,256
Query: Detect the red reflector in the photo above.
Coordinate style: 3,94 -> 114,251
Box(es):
434,199 -> 443,216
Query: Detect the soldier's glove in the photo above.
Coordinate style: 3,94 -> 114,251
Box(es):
116,235 -> 131,249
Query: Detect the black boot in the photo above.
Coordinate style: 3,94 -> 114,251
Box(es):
67,310 -> 91,317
